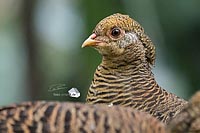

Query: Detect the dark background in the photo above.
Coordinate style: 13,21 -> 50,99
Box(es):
0,0 -> 199,105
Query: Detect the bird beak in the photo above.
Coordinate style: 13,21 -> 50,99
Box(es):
82,33 -> 102,48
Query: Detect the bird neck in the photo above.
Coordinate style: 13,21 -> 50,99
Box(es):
101,56 -> 152,74
89,56 -> 158,95
87,57 -> 159,104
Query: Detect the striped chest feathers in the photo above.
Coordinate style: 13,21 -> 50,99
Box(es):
87,63 -> 154,105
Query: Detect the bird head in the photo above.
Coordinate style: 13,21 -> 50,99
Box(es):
82,13 -> 155,66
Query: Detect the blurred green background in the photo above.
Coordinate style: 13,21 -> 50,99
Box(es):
0,0 -> 199,106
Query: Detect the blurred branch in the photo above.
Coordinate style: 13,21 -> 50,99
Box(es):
22,0 -> 41,100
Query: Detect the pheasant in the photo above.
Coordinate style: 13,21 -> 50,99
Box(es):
0,101 -> 167,133
82,13 -> 188,123
168,91 -> 200,132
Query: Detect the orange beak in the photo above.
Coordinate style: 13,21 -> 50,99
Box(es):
81,33 -> 102,48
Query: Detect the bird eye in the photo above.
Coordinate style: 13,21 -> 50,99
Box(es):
111,28 -> 121,37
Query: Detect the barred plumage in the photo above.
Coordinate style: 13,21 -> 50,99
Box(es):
82,13 -> 188,123
168,91 -> 200,132
0,101 -> 167,133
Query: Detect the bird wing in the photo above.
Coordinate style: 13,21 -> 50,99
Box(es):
0,101 -> 166,133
